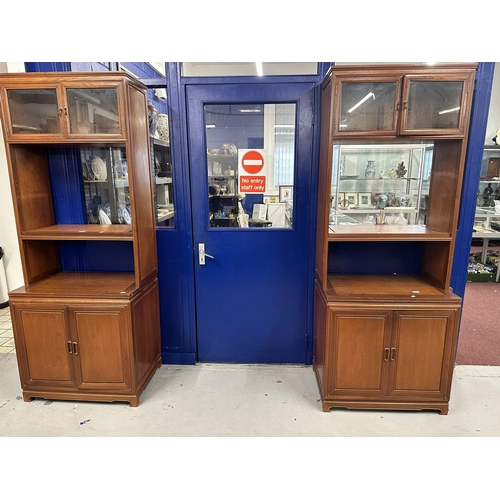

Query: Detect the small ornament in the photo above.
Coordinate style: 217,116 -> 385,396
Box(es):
396,161 -> 407,178
365,160 -> 376,179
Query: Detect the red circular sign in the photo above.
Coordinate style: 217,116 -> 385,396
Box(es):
241,150 -> 264,174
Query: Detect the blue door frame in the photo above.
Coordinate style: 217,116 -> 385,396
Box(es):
158,63 -> 332,364
23,62 -> 494,364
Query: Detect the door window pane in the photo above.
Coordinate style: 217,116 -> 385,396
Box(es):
67,88 -> 120,134
406,81 -> 463,130
7,89 -> 61,134
339,82 -> 397,131
204,103 -> 296,228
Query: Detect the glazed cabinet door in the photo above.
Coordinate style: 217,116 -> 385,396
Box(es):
399,73 -> 473,136
325,309 -> 392,398
68,306 -> 133,392
11,303 -> 75,389
331,76 -> 401,136
63,83 -> 126,138
386,309 -> 459,399
0,84 -> 66,139
0,82 -> 126,140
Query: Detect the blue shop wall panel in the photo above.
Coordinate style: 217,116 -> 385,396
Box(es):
121,62 -> 168,115
58,241 -> 134,272
25,62 -> 71,72
156,228 -> 196,364
451,62 -> 496,300
47,147 -> 86,224
328,241 -> 424,275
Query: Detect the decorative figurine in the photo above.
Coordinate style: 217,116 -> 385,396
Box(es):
483,183 -> 494,207
396,161 -> 407,178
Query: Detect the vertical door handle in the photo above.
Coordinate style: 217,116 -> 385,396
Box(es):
67,341 -> 73,354
384,348 -> 390,361
390,347 -> 396,361
73,342 -> 78,355
198,243 -> 215,265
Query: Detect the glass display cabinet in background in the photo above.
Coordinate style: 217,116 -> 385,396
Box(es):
474,145 -> 500,231
330,142 -> 432,228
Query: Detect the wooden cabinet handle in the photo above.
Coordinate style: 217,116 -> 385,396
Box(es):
67,341 -> 73,354
73,342 -> 78,355
390,347 -> 396,361
384,348 -> 390,361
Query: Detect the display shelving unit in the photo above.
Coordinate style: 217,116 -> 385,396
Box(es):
0,71 -> 161,406
313,64 -> 476,414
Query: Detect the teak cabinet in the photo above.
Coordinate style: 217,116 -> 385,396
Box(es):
0,72 -> 161,406
313,64 -> 476,414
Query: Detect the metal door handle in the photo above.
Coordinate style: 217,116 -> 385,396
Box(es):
390,347 -> 396,361
384,348 -> 390,361
198,243 -> 215,265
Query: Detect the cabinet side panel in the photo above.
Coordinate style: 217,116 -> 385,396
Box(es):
426,140 -> 462,234
127,86 -> 157,287
421,241 -> 450,291
22,240 -> 60,285
10,145 -> 54,232
316,79 -> 333,286
313,282 -> 327,391
15,308 -> 72,383
132,279 -> 161,384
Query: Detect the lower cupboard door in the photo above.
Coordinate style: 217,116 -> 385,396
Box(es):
326,311 -> 391,398
69,307 -> 133,392
12,304 -> 75,389
386,310 -> 457,399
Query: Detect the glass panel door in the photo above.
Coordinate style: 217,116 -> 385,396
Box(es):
403,79 -> 464,132
66,88 -> 121,135
6,88 -> 61,134
337,80 -> 399,134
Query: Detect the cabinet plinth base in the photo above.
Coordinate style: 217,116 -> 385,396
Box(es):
321,399 -> 449,415
20,354 -> 162,408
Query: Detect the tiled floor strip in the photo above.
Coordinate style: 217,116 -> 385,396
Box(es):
0,307 -> 14,354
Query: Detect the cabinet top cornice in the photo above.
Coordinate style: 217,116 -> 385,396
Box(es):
0,71 -> 146,90
324,63 -> 478,80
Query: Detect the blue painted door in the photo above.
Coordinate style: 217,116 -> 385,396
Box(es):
186,82 -> 315,363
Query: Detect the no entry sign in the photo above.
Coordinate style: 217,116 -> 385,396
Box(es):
241,150 -> 264,174
238,149 -> 267,193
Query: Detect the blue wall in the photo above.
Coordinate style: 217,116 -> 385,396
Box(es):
451,62 -> 495,300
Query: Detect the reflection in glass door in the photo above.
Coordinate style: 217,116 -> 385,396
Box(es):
204,103 -> 296,228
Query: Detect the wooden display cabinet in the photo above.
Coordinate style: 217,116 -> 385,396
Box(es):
314,64 -> 477,414
0,72 -> 161,406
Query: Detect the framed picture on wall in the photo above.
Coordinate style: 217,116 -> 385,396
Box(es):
279,185 -> 293,203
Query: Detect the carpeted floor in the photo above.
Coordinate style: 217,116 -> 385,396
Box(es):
456,281 -> 500,365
